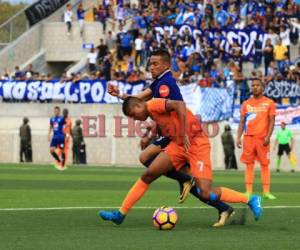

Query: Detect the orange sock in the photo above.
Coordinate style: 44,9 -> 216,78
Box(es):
245,163 -> 254,193
120,178 -> 149,214
220,187 -> 249,204
261,164 -> 270,193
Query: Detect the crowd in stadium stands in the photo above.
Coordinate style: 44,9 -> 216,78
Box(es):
86,0 -> 300,89
1,0 -> 300,105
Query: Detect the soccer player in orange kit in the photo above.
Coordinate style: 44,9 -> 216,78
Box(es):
63,108 -> 72,166
237,78 -> 276,200
99,97 -> 263,225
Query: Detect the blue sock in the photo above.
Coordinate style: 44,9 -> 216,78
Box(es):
191,186 -> 230,213
144,155 -> 231,213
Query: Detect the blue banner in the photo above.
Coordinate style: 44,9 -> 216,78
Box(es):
155,25 -> 264,60
233,105 -> 300,128
179,81 -> 235,122
265,80 -> 300,98
0,80 -> 145,103
0,80 -> 235,122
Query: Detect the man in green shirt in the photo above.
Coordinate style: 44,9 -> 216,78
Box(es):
273,122 -> 295,172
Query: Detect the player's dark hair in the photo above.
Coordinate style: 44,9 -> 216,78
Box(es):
54,106 -> 60,110
150,49 -> 171,64
251,77 -> 265,88
63,108 -> 69,117
122,97 -> 142,116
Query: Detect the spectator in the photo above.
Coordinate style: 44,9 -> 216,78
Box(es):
87,48 -> 98,72
253,34 -> 263,69
121,31 -> 133,59
77,3 -> 85,37
263,38 -> 274,76
265,61 -> 278,83
116,4 -> 125,26
19,117 -> 32,163
24,64 -> 34,78
98,5 -> 107,33
215,4 -> 230,28
64,4 -> 73,36
14,66 -> 23,80
263,28 -> 279,47
127,70 -> 139,83
279,25 -> 291,59
116,25 -> 126,60
97,38 -> 109,62
102,53 -> 112,81
230,42 -> 243,71
138,12 -> 148,35
134,33 -> 144,67
72,119 -> 85,164
198,71 -> 212,88
106,31 -> 117,52
221,125 -> 238,170
274,38 -> 288,74
290,18 -> 300,45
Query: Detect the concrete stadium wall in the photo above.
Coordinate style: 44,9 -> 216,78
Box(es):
0,103 -> 299,171
0,0 -> 82,73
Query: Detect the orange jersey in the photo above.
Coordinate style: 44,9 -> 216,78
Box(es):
146,98 -> 211,180
63,117 -> 72,136
241,96 -> 276,138
146,99 -> 203,144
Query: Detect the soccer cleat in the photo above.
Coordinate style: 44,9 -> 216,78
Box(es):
54,161 -> 61,170
248,195 -> 263,221
178,177 -> 195,203
213,207 -> 235,227
263,192 -> 276,200
99,210 -> 126,225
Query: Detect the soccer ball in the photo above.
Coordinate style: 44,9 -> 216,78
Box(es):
152,206 -> 178,230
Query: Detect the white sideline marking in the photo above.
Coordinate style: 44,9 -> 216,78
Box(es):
0,206 -> 299,211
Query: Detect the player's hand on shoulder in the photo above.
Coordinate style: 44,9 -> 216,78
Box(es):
107,83 -> 120,97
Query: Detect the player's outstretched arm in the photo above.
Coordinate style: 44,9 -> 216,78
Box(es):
165,100 -> 190,151
237,114 -> 245,148
107,83 -> 152,101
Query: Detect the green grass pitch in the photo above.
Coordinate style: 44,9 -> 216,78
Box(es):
0,164 -> 299,250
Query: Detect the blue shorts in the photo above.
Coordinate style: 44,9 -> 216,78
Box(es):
50,136 -> 65,149
152,136 -> 170,149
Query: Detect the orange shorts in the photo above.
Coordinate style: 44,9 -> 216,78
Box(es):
164,136 -> 212,180
240,136 -> 270,165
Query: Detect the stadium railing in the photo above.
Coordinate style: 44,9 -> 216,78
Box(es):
0,2 -> 34,51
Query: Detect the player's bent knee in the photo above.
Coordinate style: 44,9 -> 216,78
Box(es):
141,171 -> 158,184
139,152 -> 148,165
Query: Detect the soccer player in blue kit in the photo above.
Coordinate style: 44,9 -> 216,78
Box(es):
107,49 -> 234,227
48,106 -> 66,170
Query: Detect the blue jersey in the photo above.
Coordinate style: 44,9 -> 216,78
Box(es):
50,116 -> 65,138
149,70 -> 183,101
